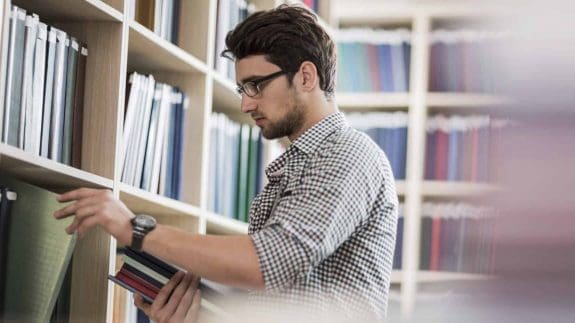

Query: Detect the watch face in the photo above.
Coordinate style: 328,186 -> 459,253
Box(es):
134,214 -> 157,229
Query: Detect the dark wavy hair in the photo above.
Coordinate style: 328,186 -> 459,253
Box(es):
222,4 -> 336,100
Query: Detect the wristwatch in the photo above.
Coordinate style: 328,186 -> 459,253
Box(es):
130,214 -> 157,251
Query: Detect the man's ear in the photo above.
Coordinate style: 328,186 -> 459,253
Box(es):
298,61 -> 319,92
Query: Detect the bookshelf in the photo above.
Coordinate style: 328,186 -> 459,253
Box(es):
0,0 -> 505,322
330,0 -> 507,318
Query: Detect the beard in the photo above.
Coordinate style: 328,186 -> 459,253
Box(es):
260,98 -> 306,140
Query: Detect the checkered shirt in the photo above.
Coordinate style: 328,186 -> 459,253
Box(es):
247,112 -> 399,321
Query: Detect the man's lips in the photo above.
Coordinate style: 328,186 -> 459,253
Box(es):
252,116 -> 265,125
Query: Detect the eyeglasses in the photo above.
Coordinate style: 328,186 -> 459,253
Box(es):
236,70 -> 287,98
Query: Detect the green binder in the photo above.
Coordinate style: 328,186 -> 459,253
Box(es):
0,175 -> 76,322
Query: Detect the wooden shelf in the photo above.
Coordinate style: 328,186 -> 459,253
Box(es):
119,183 -> 202,218
421,181 -> 499,197
0,143 -> 113,190
337,92 -> 410,110
427,92 -> 512,107
12,0 -> 123,22
205,211 -> 249,235
127,20 -> 208,74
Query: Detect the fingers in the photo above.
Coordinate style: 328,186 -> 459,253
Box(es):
172,274 -> 199,320
134,294 -> 151,317
155,272 -> 194,321
152,271 -> 185,313
186,290 -> 202,323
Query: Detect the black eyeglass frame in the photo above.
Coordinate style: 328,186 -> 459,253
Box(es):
236,70 -> 287,98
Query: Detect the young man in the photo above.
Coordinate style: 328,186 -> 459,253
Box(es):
54,4 -> 398,322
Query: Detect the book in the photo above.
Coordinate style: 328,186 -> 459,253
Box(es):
4,6 -> 26,147
72,46 -> 88,168
110,248 -> 226,307
29,22 -> 47,156
62,37 -> 79,166
0,187 -> 17,316
49,28 -> 69,163
40,26 -> 57,158
0,174 -> 76,322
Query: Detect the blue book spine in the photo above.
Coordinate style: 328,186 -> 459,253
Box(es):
447,129 -> 461,181
378,44 -> 394,92
402,41 -> 411,91
397,126 -> 408,179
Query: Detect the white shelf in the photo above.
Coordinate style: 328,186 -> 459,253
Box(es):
0,143 -> 113,190
421,181 -> 500,197
416,270 -> 493,283
205,211 -> 249,235
127,20 -> 208,74
395,180 -> 406,196
336,92 -> 410,110
332,0 -> 510,25
119,183 -> 203,218
391,270 -> 492,284
427,92 -> 512,108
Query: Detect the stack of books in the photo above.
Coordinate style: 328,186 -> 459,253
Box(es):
109,247 -> 179,303
110,247 -> 234,321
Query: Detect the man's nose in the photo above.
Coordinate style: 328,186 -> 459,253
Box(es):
240,95 -> 257,113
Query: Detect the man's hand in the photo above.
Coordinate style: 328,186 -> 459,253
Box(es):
53,188 -> 135,245
135,271 -> 202,323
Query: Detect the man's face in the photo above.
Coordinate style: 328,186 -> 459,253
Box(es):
235,55 -> 305,140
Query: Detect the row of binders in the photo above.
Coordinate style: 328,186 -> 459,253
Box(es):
128,0 -> 181,44
347,112 -> 408,180
336,29 -> 411,92
208,113 -> 265,222
121,72 -> 188,200
214,0 -> 255,81
425,114 -> 507,182
393,203 -> 496,274
429,30 -> 504,93
1,5 -> 87,167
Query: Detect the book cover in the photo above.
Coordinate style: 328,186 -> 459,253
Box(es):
40,27 -> 57,158
72,46 -> 87,168
62,38 -> 79,166
0,187 -> 17,315
0,174 -> 76,323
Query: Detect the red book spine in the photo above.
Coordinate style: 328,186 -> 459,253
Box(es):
120,266 -> 161,294
429,216 -> 442,271
367,44 -> 382,91
435,130 -> 449,180
116,271 -> 158,300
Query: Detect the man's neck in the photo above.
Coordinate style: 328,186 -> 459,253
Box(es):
288,99 -> 338,141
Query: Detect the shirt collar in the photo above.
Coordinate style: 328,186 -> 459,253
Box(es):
265,112 -> 348,179
290,112 -> 348,156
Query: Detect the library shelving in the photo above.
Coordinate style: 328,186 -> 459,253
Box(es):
329,0 -> 508,318
0,0 -> 507,322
